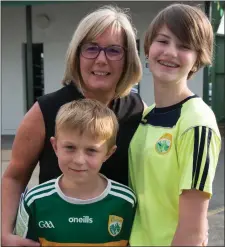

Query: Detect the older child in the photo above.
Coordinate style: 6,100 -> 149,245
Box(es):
15,99 -> 136,246
129,3 -> 221,246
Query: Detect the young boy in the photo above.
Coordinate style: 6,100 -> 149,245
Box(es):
15,99 -> 136,246
129,3 -> 221,246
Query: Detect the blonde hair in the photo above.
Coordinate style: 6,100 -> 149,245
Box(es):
144,3 -> 213,79
62,5 -> 142,98
55,99 -> 119,150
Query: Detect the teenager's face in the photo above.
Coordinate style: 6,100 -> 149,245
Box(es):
79,26 -> 125,96
148,25 -> 197,85
51,129 -> 116,184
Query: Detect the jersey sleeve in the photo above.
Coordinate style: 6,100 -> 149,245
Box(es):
177,126 -> 221,196
15,190 -> 39,241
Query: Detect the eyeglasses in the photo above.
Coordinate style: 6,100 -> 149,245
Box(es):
80,43 -> 125,61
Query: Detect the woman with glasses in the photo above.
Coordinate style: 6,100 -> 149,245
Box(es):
2,5 -> 144,246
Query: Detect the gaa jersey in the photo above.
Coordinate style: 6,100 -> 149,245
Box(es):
15,175 -> 136,246
129,95 -> 221,246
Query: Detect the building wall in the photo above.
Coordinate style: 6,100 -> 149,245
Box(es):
2,6 -> 27,135
2,1 -> 204,135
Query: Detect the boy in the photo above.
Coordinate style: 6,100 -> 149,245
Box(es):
129,3 -> 221,246
15,99 -> 136,246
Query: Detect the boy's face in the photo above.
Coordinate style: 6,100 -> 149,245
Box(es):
50,129 -> 116,184
148,25 -> 197,84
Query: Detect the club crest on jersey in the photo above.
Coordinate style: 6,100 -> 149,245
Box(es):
108,215 -> 123,237
155,133 -> 172,154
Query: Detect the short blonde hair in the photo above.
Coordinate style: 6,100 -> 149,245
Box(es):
144,3 -> 213,79
55,99 -> 119,150
62,5 -> 142,98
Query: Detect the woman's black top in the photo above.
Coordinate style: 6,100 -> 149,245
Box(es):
37,83 -> 144,185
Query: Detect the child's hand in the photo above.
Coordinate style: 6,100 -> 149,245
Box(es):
202,218 -> 209,246
202,232 -> 208,246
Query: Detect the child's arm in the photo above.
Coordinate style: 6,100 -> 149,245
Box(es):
173,126 -> 221,246
171,189 -> 209,246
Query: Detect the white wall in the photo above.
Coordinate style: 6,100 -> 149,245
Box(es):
2,6 -> 26,135
2,1 -> 204,134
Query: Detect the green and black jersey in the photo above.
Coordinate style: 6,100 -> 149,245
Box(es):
15,175 -> 136,246
129,95 -> 221,246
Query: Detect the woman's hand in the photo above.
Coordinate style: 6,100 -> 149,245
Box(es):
2,234 -> 40,247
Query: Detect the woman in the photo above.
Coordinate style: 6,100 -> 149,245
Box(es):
2,5 -> 144,246
129,3 -> 221,246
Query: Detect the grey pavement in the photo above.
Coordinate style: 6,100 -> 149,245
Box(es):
208,211 -> 224,246
209,136 -> 224,211
1,136 -> 224,246
208,136 -> 224,246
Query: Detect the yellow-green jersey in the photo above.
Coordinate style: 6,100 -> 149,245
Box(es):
129,95 -> 221,246
15,175 -> 136,246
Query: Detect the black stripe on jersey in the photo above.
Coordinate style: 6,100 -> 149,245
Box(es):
199,129 -> 212,191
192,127 -> 206,189
192,127 -> 199,187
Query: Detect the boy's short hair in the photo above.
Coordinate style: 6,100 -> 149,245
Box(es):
144,3 -> 213,79
55,99 -> 119,150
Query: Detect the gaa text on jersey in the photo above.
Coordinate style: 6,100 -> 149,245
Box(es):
69,216 -> 93,223
38,221 -> 55,228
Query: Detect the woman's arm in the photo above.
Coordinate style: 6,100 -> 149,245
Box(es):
171,189 -> 209,246
1,102 -> 45,246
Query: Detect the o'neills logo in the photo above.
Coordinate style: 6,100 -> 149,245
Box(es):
68,216 -> 93,223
